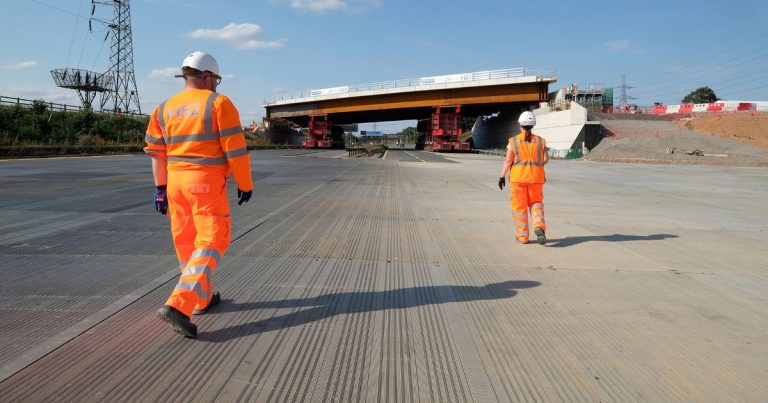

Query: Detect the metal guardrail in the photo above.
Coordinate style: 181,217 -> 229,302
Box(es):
0,95 -> 85,113
266,67 -> 556,104
0,95 -> 148,117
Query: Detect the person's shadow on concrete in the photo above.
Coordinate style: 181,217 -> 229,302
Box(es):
547,233 -> 678,248
201,280 -> 540,342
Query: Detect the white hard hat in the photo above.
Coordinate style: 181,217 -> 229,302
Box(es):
518,111 -> 536,127
181,51 -> 220,76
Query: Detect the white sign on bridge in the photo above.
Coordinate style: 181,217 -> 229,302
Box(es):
419,73 -> 473,86
310,86 -> 349,96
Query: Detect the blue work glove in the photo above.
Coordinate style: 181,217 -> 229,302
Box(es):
154,185 -> 168,215
498,177 -> 505,190
237,188 -> 252,205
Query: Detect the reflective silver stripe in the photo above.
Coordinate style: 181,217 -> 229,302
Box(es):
166,132 -> 220,144
168,155 -> 227,165
511,137 -> 520,161
512,137 -> 524,166
514,206 -> 528,236
182,265 -> 212,277
174,281 -> 209,300
204,93 -> 219,136
532,203 -> 544,224
219,126 -> 242,137
225,147 -> 248,160
536,137 -> 543,164
513,161 -> 545,167
157,101 -> 167,140
191,248 -> 220,263
145,134 -> 166,146
180,264 -> 213,301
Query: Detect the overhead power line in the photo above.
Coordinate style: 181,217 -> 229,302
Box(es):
714,73 -> 768,92
65,0 -> 84,68
720,82 -> 768,98
28,0 -> 87,18
632,31 -> 768,87
631,49 -> 768,96
645,72 -> 768,101
50,0 -> 141,114
633,44 -> 768,94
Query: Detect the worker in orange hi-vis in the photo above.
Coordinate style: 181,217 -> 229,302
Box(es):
498,111 -> 549,245
145,51 -> 253,338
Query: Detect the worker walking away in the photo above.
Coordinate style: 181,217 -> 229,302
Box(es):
498,111 -> 548,245
145,51 -> 253,338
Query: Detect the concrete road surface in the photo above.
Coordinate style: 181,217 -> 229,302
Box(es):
0,150 -> 766,402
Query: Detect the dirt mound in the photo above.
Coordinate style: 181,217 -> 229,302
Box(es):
674,113 -> 768,149
586,114 -> 768,167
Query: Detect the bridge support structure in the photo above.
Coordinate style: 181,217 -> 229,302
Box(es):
302,115 -> 332,149
423,106 -> 470,152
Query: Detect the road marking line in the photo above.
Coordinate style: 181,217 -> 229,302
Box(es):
404,151 -> 425,162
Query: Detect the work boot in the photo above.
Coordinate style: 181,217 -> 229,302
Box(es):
535,227 -> 547,245
517,238 -> 528,244
157,306 -> 197,338
192,292 -> 221,315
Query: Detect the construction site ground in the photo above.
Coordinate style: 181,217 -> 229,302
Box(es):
1,150 -> 766,402
587,112 -> 768,166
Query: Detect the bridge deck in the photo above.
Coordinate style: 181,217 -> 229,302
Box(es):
1,150 -> 767,402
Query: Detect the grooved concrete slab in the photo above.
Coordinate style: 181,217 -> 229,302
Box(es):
0,151 -> 767,402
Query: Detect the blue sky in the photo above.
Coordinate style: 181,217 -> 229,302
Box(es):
2,0 -> 767,131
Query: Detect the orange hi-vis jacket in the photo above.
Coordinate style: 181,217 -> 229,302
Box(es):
144,88 -> 253,191
507,132 -> 547,184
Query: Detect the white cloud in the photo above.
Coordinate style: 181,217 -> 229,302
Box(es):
284,0 -> 381,13
149,67 -> 179,79
602,40 -> 630,52
187,23 -> 284,50
5,61 -> 39,70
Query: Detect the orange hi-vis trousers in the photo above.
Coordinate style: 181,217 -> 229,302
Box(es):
166,168 -> 231,317
510,183 -> 546,243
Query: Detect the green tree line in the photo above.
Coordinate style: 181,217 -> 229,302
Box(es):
0,100 -> 149,146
